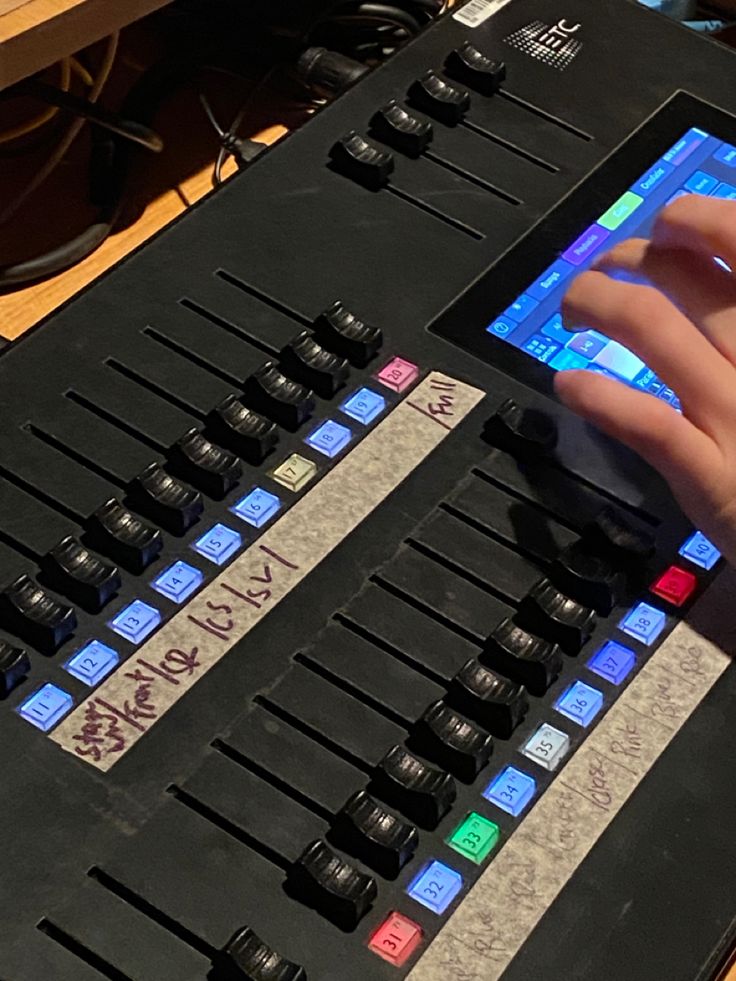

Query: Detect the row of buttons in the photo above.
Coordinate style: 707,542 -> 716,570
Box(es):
365,530 -> 720,968
13,358 -> 423,731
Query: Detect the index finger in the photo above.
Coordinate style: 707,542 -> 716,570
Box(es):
652,195 -> 736,271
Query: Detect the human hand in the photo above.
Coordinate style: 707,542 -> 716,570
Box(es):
555,195 -> 736,566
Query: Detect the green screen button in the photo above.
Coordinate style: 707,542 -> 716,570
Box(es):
447,812 -> 500,864
598,191 -> 644,231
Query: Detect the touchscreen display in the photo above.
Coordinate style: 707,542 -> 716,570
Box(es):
487,127 -> 736,410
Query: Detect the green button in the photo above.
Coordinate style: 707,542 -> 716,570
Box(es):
598,191 -> 644,231
447,812 -> 500,864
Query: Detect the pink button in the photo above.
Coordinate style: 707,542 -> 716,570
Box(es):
376,357 -> 420,393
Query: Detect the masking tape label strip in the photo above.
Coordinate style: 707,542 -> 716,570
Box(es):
51,372 -> 485,771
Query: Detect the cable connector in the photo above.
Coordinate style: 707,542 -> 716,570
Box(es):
296,46 -> 369,99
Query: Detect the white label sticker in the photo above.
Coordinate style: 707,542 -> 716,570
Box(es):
453,0 -> 514,28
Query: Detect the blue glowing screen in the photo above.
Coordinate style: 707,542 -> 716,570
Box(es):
487,128 -> 732,407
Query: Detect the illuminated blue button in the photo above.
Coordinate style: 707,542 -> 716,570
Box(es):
305,420 -> 352,459
487,318 -> 517,339
587,640 -> 636,685
109,600 -> 162,644
65,641 -> 119,686
554,680 -> 604,727
17,683 -> 73,732
679,531 -> 721,570
541,313 -> 574,345
528,259 -> 575,301
714,141 -> 736,167
521,723 -> 570,771
523,333 -> 559,364
685,171 -> 718,195
152,561 -> 203,604
619,602 -> 666,646
549,349 -> 589,371
503,293 -> 539,322
340,387 -> 386,425
192,523 -> 242,566
712,182 -> 736,200
407,860 -> 463,914
567,331 -> 607,360
662,127 -> 707,166
482,766 -> 536,817
232,487 -> 281,528
633,160 -> 674,197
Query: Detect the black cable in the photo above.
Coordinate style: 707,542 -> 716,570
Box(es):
354,3 -> 422,32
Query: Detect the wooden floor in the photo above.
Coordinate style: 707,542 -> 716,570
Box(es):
0,22 -> 301,339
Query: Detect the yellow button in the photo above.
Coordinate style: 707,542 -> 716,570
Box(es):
271,453 -> 317,492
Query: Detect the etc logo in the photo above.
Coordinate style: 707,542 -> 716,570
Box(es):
503,19 -> 583,71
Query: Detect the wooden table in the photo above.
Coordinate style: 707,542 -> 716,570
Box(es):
0,0 -> 174,90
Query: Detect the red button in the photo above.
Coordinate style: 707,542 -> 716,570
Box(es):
650,566 -> 697,607
368,911 -> 423,966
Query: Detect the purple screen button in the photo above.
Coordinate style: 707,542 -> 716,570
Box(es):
562,224 -> 610,267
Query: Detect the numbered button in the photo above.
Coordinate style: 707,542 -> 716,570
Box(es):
587,640 -> 636,685
554,680 -> 603,727
64,640 -> 119,686
376,356 -> 419,393
340,387 -> 386,425
406,859 -> 463,914
368,912 -> 423,967
483,766 -> 536,817
192,523 -> 242,566
679,531 -> 721,570
521,722 -> 570,772
232,487 -> 282,528
271,454 -> 317,492
17,683 -> 73,732
109,599 -> 161,644
446,812 -> 499,864
619,602 -> 667,646
151,561 -> 203,604
305,419 -> 352,459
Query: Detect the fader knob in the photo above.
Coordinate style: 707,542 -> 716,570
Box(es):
207,396 -> 279,464
0,574 -> 76,653
243,362 -> 315,431
41,536 -> 121,611
449,660 -> 528,738
0,641 -> 30,696
483,397 -> 557,456
412,700 -> 493,781
312,301 -> 383,367
552,541 -> 626,614
408,71 -> 470,125
585,505 -> 656,562
289,839 -> 377,929
333,790 -> 418,878
329,132 -> 394,190
213,926 -> 307,981
445,43 -> 506,95
87,498 -> 163,573
370,100 -> 433,157
484,619 -> 563,695
519,579 -> 597,654
280,331 -> 350,398
372,745 -> 456,828
168,428 -> 242,498
128,463 -> 203,535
